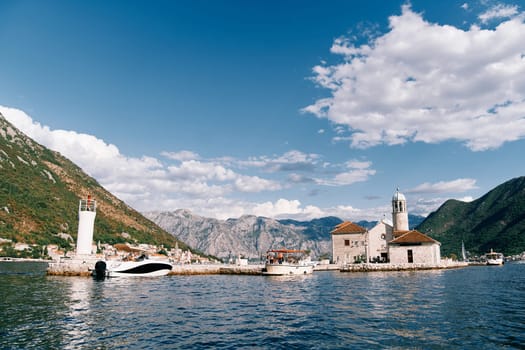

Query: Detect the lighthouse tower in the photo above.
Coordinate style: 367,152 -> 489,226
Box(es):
392,188 -> 409,231
76,195 -> 96,255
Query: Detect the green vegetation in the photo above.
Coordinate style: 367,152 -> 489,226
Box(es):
0,244 -> 50,260
417,176 -> 525,256
0,114 -> 198,256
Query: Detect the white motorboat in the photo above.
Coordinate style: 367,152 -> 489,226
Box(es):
485,249 -> 504,265
262,249 -> 314,276
93,255 -> 172,278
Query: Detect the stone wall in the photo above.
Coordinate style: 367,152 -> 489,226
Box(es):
332,232 -> 367,265
389,243 -> 440,265
341,261 -> 468,272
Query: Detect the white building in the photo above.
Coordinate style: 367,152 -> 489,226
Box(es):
331,188 -> 441,265
389,230 -> 441,265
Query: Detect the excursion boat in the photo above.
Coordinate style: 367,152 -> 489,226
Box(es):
262,249 -> 314,275
485,249 -> 504,265
93,254 -> 172,278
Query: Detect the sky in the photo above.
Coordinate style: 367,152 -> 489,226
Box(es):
1,0 -> 525,221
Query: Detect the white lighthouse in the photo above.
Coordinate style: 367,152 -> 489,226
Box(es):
392,188 -> 409,231
76,195 -> 96,255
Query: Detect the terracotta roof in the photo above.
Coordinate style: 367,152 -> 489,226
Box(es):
114,243 -> 145,252
393,230 -> 410,238
389,230 -> 440,245
331,221 -> 366,234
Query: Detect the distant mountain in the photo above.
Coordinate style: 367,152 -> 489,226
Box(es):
408,214 -> 426,229
144,210 -> 336,259
145,210 -> 428,260
0,113 -> 192,252
417,176 -> 525,256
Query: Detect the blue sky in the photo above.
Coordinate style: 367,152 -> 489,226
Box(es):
1,0 -> 525,220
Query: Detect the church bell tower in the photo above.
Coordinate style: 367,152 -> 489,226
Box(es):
392,188 -> 409,232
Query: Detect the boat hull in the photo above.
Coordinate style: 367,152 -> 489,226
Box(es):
95,260 -> 172,277
486,258 -> 504,266
263,263 -> 314,275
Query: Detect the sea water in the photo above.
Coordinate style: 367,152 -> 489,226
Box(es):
1,261 -> 524,349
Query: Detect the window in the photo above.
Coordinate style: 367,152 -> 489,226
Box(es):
407,249 -> 413,263
344,239 -> 350,246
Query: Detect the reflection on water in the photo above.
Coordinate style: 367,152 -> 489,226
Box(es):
63,278 -> 92,350
1,263 -> 524,349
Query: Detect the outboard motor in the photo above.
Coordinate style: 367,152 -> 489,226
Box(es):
93,260 -> 107,279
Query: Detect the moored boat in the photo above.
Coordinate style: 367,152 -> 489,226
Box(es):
262,249 -> 314,275
93,254 -> 172,278
485,249 -> 504,265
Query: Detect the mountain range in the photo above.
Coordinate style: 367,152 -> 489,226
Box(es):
144,210 -> 426,260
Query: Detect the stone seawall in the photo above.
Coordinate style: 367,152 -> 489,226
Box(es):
47,257 -> 97,277
340,261 -> 468,272
46,259 -> 468,276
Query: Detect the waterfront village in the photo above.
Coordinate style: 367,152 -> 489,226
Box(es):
2,189 -> 523,276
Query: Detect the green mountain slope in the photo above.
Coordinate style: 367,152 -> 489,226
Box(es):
417,176 -> 525,256
0,113 -> 191,252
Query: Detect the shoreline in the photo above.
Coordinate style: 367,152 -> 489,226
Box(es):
1,258 -> 472,276
0,257 -> 52,263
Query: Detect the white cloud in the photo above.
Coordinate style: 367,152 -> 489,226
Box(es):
168,160 -> 237,181
252,199 -> 323,219
316,160 -> 376,186
161,150 -> 200,161
240,150 -> 321,172
303,4 -> 525,151
234,175 -> 282,192
462,3 -> 469,10
479,4 -> 519,23
407,178 -> 478,194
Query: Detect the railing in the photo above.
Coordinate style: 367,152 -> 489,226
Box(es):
79,198 -> 96,212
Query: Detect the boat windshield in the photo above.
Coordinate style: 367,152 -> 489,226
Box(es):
266,250 -> 307,264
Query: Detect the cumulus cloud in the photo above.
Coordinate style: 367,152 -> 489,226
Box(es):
316,160 -> 376,186
407,178 -> 478,194
303,4 -> 525,151
252,199 -> 323,219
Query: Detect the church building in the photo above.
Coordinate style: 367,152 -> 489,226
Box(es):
332,188 -> 441,265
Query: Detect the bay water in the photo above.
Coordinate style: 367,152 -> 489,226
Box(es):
1,262 -> 524,349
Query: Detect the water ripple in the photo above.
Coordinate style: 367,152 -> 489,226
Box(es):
1,263 -> 525,349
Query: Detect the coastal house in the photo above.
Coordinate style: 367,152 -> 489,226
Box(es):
389,230 -> 441,265
331,221 -> 367,265
331,188 -> 441,265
